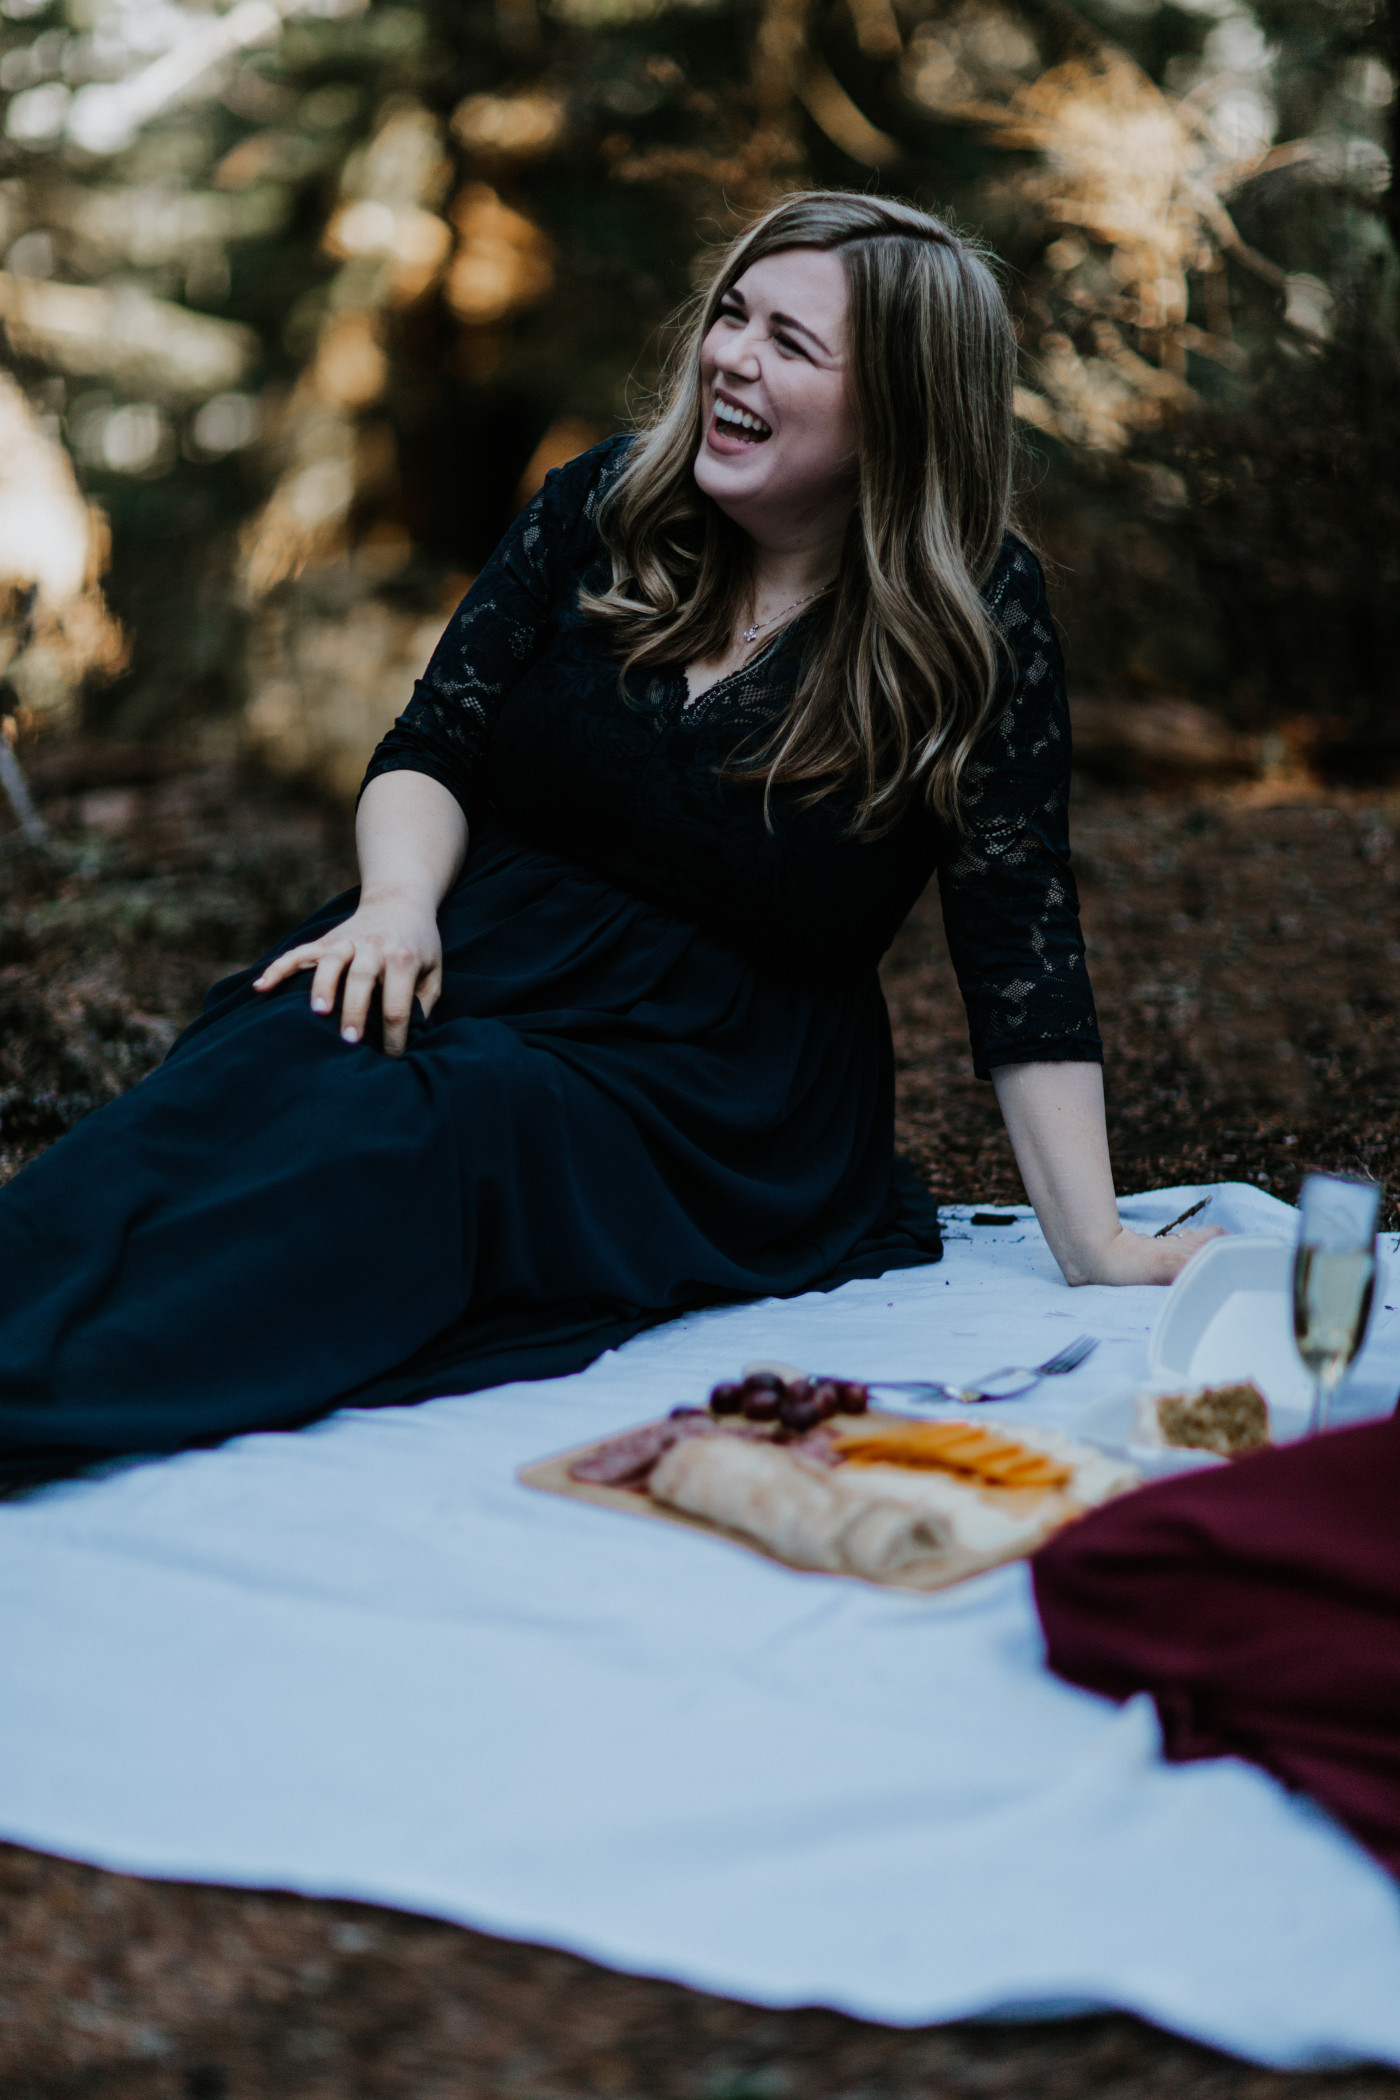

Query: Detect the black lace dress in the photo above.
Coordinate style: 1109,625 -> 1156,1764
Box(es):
0,438 -> 1100,1482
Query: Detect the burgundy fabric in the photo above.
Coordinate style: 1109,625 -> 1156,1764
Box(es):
1032,1412 -> 1400,1876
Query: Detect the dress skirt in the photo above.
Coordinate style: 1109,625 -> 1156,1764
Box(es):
0,819 -> 938,1482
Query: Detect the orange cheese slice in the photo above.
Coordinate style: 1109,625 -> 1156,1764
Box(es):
832,1419 -> 1073,1491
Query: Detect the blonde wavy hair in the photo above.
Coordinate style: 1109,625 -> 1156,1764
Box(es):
581,190 -> 1020,835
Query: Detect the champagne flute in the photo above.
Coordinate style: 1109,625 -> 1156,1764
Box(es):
1292,1172 -> 1381,1435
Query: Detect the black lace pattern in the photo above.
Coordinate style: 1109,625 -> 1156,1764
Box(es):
363,438 -> 1101,1079
934,539 -> 1100,1074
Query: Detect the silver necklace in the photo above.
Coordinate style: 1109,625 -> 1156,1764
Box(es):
740,581 -> 833,647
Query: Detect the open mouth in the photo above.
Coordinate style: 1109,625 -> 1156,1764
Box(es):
713,399 -> 772,444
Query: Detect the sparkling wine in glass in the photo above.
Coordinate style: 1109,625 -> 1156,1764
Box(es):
1292,1173 -> 1381,1435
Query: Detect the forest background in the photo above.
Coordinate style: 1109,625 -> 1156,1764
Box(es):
0,0 -> 1396,782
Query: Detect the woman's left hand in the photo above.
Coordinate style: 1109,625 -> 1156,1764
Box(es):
1069,1222 -> 1223,1287
991,1062 -> 1228,1287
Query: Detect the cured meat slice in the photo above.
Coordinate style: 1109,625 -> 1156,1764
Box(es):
567,1413 -> 721,1486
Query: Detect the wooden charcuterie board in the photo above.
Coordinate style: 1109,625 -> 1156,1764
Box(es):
518,1410 -> 1081,1593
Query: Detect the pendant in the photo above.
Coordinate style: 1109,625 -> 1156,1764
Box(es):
741,624 -> 759,643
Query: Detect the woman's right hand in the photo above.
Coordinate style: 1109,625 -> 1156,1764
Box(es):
252,883 -> 443,1057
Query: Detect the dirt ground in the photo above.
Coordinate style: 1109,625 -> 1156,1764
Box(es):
2,750 -> 1398,2100
885,776 -> 1400,1221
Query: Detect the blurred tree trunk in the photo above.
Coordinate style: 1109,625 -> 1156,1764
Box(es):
1387,0 -> 1400,256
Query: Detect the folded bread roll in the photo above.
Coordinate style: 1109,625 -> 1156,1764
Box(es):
830,1463 -> 1057,1554
649,1435 -> 952,1581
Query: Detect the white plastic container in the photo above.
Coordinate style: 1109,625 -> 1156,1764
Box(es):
1078,1233 -> 1316,1471
1146,1233 -> 1313,1434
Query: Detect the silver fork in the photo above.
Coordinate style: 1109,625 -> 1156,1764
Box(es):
830,1333 -> 1099,1407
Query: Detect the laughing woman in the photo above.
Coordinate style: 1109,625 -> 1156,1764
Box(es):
0,191 -> 1217,1485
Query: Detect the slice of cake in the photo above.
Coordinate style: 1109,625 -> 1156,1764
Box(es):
1136,1382 -> 1272,1458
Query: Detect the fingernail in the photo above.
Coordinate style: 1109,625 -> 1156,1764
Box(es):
342,1027 -> 358,1043
312,998 -> 328,1012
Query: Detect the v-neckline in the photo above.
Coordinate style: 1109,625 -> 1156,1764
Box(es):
675,621 -> 803,715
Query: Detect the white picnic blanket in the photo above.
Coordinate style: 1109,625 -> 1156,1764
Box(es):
2,1181 -> 1399,2069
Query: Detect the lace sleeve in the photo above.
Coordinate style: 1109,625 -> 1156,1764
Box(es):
359,436 -> 631,823
936,536 -> 1103,1080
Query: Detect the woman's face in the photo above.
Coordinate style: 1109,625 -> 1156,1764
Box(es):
692,246 -> 858,548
